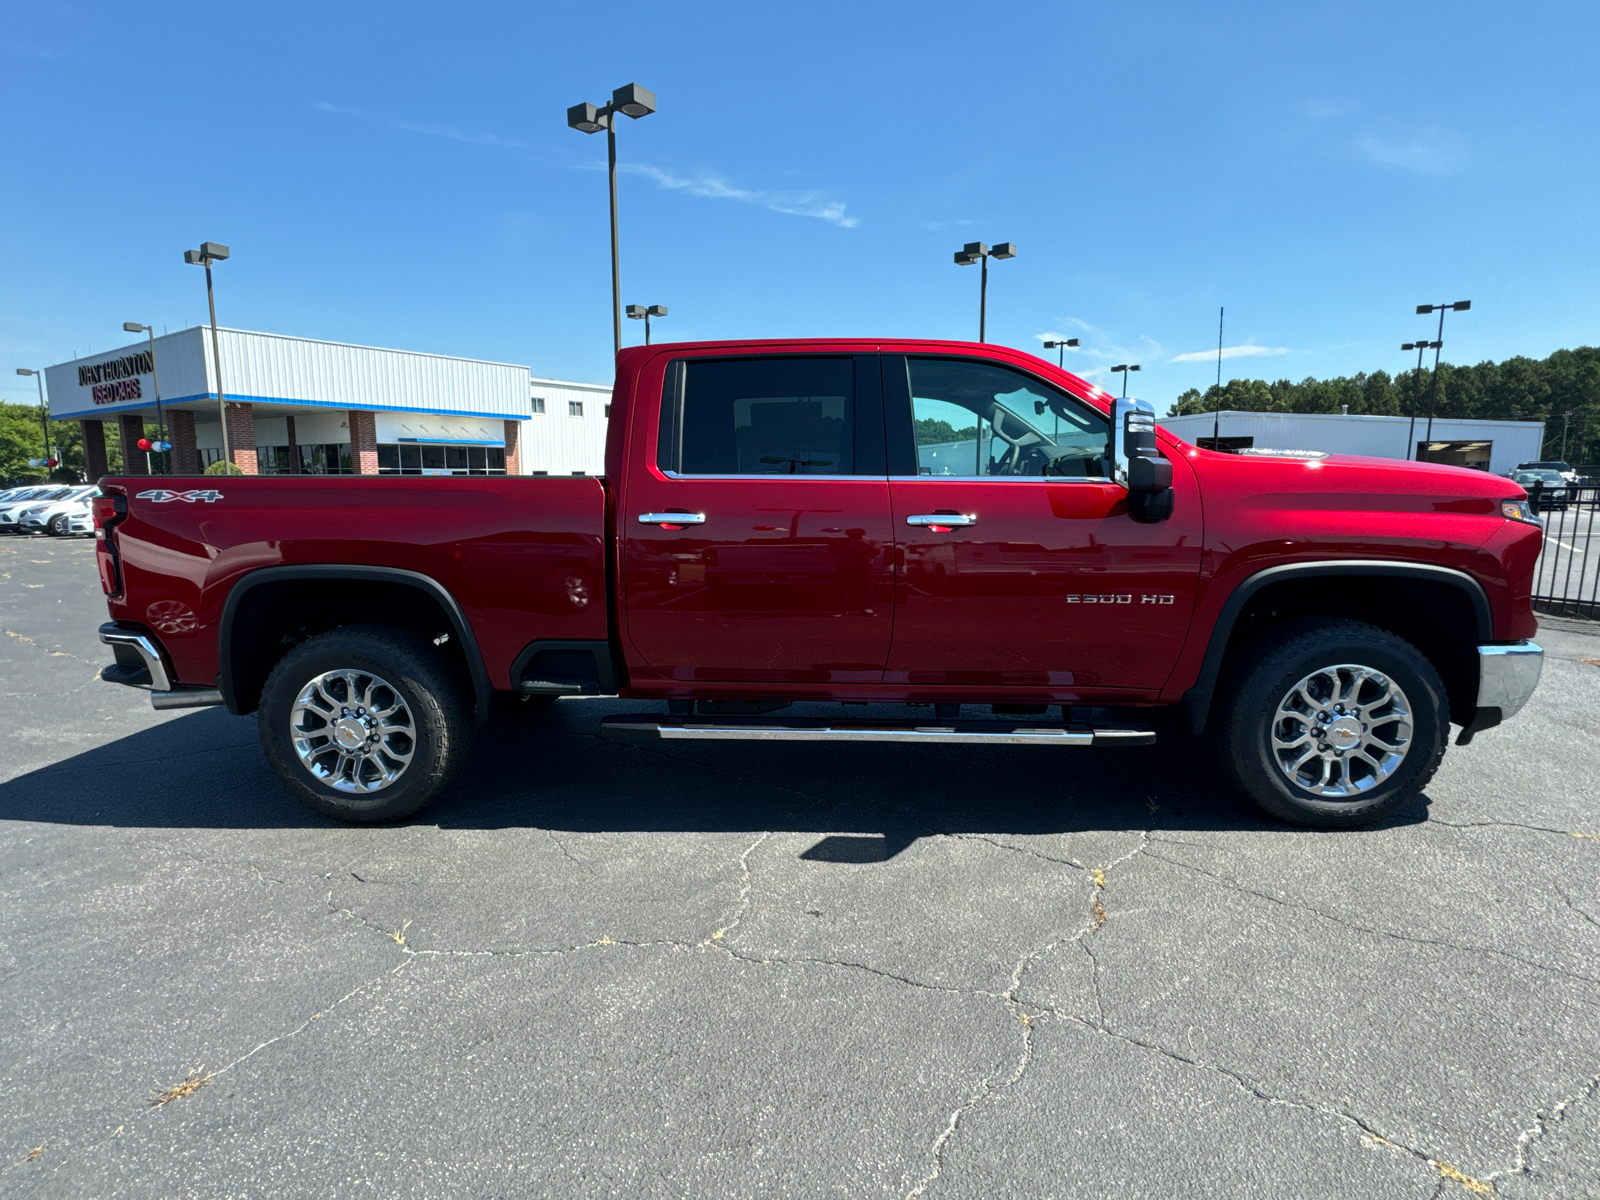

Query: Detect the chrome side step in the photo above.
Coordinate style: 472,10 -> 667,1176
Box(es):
599,714 -> 1155,747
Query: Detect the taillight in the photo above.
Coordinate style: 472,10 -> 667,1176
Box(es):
93,492 -> 127,597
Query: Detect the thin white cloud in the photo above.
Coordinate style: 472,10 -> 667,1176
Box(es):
390,121 -> 523,149
1169,344 -> 1289,364
310,100 -> 523,149
1355,131 -> 1467,175
619,163 -> 859,228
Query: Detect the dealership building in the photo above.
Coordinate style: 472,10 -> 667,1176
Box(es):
43,327 -> 611,478
1160,409 -> 1546,475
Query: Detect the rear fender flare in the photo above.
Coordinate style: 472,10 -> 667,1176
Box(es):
218,564 -> 493,720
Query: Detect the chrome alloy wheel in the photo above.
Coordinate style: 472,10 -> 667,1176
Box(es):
290,669 -> 415,793
1270,663 -> 1413,798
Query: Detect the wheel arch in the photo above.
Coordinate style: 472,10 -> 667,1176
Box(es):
1180,561 -> 1492,735
219,565 -> 493,720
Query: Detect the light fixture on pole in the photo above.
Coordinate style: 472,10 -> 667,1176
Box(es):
1400,340 -> 1439,460
1111,363 -> 1141,398
1415,300 -> 1470,457
184,242 -> 232,466
15,369 -> 53,472
626,304 -> 668,345
953,241 -> 1016,342
122,322 -> 171,471
568,83 -> 657,358
1041,338 -> 1080,368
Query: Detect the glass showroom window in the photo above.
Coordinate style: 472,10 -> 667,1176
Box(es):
298,443 -> 354,475
258,446 -> 294,474
376,444 -> 507,476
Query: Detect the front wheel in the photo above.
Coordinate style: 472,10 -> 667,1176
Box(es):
258,624 -> 470,822
48,514 -> 68,535
1217,620 -> 1448,828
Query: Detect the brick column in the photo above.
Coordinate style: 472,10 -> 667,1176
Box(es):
169,410 -> 200,475
224,402 -> 257,475
503,420 -> 521,475
81,420 -> 109,480
117,414 -> 149,475
349,410 -> 378,475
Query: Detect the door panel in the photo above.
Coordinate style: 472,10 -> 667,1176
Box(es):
887,477 -> 1201,690
623,354 -> 895,684
884,353 -> 1202,693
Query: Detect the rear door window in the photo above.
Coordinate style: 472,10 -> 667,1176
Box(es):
659,357 -> 859,476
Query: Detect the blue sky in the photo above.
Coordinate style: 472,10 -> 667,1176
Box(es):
4,1 -> 1598,411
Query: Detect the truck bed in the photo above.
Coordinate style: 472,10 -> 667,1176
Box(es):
99,475 -> 609,692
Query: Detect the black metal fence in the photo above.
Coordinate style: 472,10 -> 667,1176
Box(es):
1531,481 -> 1600,620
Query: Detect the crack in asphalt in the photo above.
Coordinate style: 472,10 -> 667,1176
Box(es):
946,833 -> 1088,870
1142,845 -> 1600,986
1490,1068 -> 1600,1188
1432,817 -> 1600,841
903,829 -> 1151,1199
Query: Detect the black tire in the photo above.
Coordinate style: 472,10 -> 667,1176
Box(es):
48,514 -> 67,535
1217,619 -> 1448,828
257,624 -> 470,823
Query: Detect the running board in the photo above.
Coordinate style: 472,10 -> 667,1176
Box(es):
599,714 -> 1156,747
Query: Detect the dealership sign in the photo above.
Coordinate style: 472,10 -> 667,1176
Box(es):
78,351 -> 154,405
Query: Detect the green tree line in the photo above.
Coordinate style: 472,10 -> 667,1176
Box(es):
0,402 -> 155,485
1167,345 -> 1600,464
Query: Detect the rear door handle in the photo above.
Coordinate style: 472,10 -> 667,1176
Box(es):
638,512 -> 706,526
906,513 -> 977,527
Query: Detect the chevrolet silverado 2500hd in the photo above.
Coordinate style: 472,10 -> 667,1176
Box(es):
92,339 -> 1545,828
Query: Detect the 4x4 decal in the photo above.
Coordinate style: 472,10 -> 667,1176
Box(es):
135,489 -> 224,504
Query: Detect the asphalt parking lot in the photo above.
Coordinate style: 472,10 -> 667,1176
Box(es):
2,534 -> 1597,1199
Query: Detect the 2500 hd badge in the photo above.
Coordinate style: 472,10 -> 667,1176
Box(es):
1065,594 -> 1176,605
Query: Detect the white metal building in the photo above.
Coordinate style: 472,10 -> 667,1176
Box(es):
1160,410 -> 1546,476
44,327 -> 610,479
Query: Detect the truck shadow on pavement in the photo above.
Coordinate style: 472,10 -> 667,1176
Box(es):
0,699 -> 1431,851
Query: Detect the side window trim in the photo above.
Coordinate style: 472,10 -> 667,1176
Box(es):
655,352 -> 887,478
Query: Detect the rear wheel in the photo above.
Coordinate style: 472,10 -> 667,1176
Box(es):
258,624 -> 469,822
1217,620 -> 1448,828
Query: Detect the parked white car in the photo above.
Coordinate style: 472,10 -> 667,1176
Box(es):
19,488 -> 98,535
0,487 -> 81,533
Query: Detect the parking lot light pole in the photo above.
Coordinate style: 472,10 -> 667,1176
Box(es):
626,304 -> 668,345
1042,337 -> 1080,369
185,242 -> 232,465
15,368 -> 50,469
568,83 -> 657,358
1560,412 -> 1574,461
1401,340 -> 1439,461
1112,363 -> 1141,398
123,322 -> 166,468
954,241 -> 1017,343
1416,300 -> 1470,457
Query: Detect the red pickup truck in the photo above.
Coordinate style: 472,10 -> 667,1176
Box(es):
92,338 -> 1545,829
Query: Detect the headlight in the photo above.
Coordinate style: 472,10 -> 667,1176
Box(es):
1501,499 -> 1540,525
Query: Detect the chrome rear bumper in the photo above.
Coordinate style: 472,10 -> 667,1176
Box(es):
98,622 -> 223,710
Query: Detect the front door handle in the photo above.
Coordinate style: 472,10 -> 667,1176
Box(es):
906,513 -> 977,527
638,512 -> 706,527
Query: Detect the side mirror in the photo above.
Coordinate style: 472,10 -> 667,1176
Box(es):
1110,397 -> 1175,523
